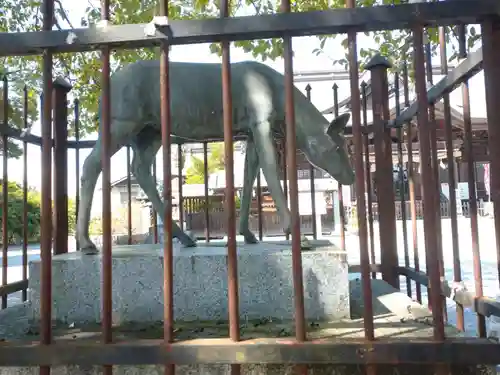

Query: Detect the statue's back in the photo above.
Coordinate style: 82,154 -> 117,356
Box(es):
105,60 -> 285,140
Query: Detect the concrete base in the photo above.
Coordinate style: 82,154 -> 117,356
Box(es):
28,239 -> 349,324
0,280 -> 495,375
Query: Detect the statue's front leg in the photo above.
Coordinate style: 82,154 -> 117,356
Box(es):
238,138 -> 259,244
250,123 -> 291,236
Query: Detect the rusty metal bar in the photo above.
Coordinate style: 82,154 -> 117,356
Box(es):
152,159 -> 158,243
439,26 -> 464,331
0,279 -> 28,297
281,0 -> 306,344
413,25 -> 445,341
257,172 -> 263,241
403,62 -> 422,304
126,146 -> 132,245
220,4 -> 241,375
177,144 -> 183,231
1,75 -> 8,310
22,85 -> 28,302
348,263 -> 381,274
462,78 -> 486,337
457,24 -> 467,59
425,41 -> 447,320
52,78 -> 71,255
367,56 -> 399,289
99,2 -> 112,375
482,16 -> 500,289
74,99 -> 80,250
346,2 -> 374,355
203,141 -> 210,242
39,0 -> 54,374
361,81 -> 376,279
394,72 -> 410,297
332,83 -> 345,250
159,1 -> 175,375
282,137 -> 289,241
305,84 -> 317,239
1,338 -> 500,366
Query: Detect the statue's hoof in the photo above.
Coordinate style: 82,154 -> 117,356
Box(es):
300,236 -> 313,251
241,232 -> 258,244
81,246 -> 100,255
180,237 -> 197,248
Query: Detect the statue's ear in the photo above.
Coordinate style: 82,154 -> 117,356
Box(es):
327,113 -> 350,138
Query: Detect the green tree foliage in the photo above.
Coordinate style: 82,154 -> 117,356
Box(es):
67,198 -> 77,235
0,180 -> 41,244
0,77 -> 39,159
185,143 -> 225,184
0,180 -> 77,244
0,0 -> 481,140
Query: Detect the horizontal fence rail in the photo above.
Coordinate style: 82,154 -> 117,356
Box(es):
0,1 -> 498,56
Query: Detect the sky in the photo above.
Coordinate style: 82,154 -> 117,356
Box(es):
0,0 -> 487,217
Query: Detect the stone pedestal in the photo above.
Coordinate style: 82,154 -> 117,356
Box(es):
28,239 -> 349,324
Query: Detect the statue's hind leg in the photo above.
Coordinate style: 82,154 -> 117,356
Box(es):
238,138 -> 259,244
130,141 -> 196,248
76,120 -> 135,255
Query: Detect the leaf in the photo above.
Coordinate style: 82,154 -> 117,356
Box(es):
0,0 -> 483,142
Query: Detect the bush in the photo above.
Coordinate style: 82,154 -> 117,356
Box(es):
0,180 -> 41,244
0,180 -> 77,244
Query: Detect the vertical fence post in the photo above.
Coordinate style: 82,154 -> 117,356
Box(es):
52,77 -> 71,255
203,141 -> 210,242
282,136 -> 289,241
366,55 -> 399,288
177,144 -> 184,231
439,26 -> 463,330
413,25 -> 445,340
345,5 -> 375,367
281,0 -> 306,348
361,81 -> 376,279
425,41 -> 447,320
305,83 -> 317,239
22,86 -> 29,302
1,75 -> 9,310
310,169 -> 318,238
462,77 -> 486,337
257,172 -> 263,241
126,146 -> 132,245
152,159 -> 158,243
220,4 -> 241,372
394,71 -> 411,296
482,17 -> 500,289
402,62 -> 422,303
39,1 -> 55,373
159,2 -> 174,375
99,2 -> 113,374
74,99 -> 80,250
332,83 -> 345,249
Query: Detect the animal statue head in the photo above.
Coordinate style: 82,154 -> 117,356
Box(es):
303,112 -> 355,185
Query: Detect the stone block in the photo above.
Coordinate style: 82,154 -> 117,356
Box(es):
28,240 -> 349,324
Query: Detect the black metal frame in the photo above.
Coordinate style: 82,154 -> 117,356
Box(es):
0,1 -> 498,56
